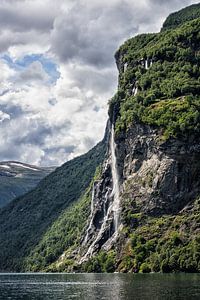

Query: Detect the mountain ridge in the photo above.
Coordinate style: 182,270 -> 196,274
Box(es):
0,161 -> 55,208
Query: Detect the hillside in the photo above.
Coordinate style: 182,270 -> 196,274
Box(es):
0,161 -> 54,208
0,3 -> 200,273
162,3 -> 200,31
0,136 -> 107,271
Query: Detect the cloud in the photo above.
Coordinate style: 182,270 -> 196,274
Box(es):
50,1 -> 139,67
0,0 -> 198,166
0,111 -> 10,123
16,61 -> 50,84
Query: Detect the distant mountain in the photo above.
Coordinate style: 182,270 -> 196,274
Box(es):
0,161 -> 55,208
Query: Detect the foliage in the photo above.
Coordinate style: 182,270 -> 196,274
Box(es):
83,250 -> 116,273
25,188 -> 91,271
25,166 -> 103,272
162,3 -> 200,31
118,198 -> 200,273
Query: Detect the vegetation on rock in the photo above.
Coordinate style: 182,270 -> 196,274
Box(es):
112,18 -> 200,139
162,3 -> 200,31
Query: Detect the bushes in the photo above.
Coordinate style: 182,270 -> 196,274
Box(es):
118,198 -> 200,273
83,250 -> 116,273
162,3 -> 200,31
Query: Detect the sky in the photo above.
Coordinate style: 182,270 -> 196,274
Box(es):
0,0 -> 199,166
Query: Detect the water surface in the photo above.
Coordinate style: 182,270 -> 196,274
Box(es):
0,273 -> 199,300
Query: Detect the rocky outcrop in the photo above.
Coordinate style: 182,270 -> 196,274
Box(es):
117,124 -> 200,216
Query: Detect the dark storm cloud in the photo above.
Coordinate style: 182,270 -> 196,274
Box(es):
15,125 -> 52,146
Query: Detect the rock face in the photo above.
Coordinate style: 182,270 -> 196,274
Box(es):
117,124 -> 200,216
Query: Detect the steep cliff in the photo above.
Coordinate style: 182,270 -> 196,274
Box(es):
68,8 -> 200,273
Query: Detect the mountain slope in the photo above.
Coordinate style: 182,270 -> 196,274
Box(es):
0,135 -> 107,271
162,3 -> 200,31
0,161 -> 54,208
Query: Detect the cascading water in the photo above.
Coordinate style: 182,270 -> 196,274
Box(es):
90,183 -> 95,214
124,62 -> 128,72
80,190 -> 111,262
80,124 -> 121,261
145,59 -> 148,70
110,125 -> 120,231
134,86 -> 138,96
82,184 -> 95,245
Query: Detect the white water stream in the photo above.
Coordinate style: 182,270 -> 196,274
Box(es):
110,125 -> 120,231
82,184 -> 95,245
80,125 -> 121,261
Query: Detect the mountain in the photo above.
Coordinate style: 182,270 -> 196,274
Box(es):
162,3 -> 200,31
0,161 -> 55,208
0,136 -> 107,271
0,4 -> 199,273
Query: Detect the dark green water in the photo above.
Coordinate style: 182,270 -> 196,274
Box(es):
0,273 -> 199,300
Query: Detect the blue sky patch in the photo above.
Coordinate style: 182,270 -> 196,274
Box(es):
1,54 -> 60,84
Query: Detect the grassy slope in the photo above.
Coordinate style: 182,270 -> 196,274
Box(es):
0,139 -> 106,271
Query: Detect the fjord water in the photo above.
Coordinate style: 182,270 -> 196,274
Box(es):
0,273 -> 200,300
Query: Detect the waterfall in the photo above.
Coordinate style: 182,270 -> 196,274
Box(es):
82,184 -> 95,245
134,86 -> 138,96
91,183 -> 95,215
145,59 -> 148,70
80,124 -> 121,262
110,125 -> 120,231
124,62 -> 128,72
80,190 -> 111,262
